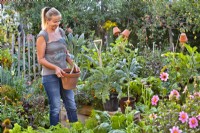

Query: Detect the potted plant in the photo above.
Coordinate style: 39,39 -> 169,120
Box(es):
117,58 -> 142,113
84,66 -> 124,111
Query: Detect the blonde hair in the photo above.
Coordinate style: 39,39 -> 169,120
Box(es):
41,7 -> 61,30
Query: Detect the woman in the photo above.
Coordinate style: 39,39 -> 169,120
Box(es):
36,7 -> 79,126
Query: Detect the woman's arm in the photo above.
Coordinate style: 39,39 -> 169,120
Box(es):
36,36 -> 64,77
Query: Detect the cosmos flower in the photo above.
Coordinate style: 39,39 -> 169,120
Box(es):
189,117 -> 198,128
169,89 -> 180,100
179,111 -> 188,123
151,95 -> 159,106
160,72 -> 169,81
169,126 -> 182,133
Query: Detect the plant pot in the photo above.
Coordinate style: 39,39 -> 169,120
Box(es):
113,27 -> 121,36
61,68 -> 80,90
103,93 -> 119,111
78,105 -> 93,116
179,33 -> 188,43
121,29 -> 131,39
119,97 -> 135,114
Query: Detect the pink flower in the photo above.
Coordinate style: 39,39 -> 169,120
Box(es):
149,113 -> 157,119
169,126 -> 182,133
194,92 -> 200,97
160,72 -> 169,81
189,117 -> 198,128
151,95 -> 159,106
196,114 -> 200,120
189,95 -> 194,99
179,111 -> 188,123
169,89 -> 180,100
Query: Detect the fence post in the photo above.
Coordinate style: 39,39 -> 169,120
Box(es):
17,33 -> 21,77
22,32 -> 26,79
27,35 -> 31,81
32,36 -> 36,79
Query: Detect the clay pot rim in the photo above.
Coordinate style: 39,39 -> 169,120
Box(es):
62,68 -> 81,78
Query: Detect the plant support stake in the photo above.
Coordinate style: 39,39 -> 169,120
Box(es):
93,39 -> 103,68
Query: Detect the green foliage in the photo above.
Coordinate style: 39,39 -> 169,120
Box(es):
0,6 -> 18,45
0,99 -> 28,128
0,85 -> 20,101
108,129 -> 126,133
109,36 -> 136,67
162,44 -> 200,93
84,117 -> 98,129
0,67 -> 26,97
144,94 -> 200,133
137,48 -> 164,78
84,66 -> 123,103
0,48 -> 12,69
93,122 -> 111,133
10,0 -> 126,35
0,67 -> 13,85
65,33 -> 87,63
110,113 -> 126,129
10,123 -> 70,133
9,123 -> 22,133
117,57 -> 142,99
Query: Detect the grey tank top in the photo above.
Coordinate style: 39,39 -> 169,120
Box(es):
37,28 -> 68,76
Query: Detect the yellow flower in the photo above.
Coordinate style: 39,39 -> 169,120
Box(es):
2,119 -> 11,126
103,20 -> 117,31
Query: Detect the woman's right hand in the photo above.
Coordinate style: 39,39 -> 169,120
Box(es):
55,66 -> 65,78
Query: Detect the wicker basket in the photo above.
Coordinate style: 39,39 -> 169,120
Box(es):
61,66 -> 80,90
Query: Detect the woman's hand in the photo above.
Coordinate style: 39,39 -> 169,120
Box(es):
55,66 -> 65,78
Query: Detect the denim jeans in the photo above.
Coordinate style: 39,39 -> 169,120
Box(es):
42,74 -> 78,126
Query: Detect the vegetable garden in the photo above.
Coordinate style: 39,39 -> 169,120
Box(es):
0,1 -> 200,133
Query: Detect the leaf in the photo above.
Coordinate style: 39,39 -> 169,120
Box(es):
93,122 -> 111,133
110,115 -> 126,129
67,33 -> 73,42
184,44 -> 197,55
108,130 -> 126,133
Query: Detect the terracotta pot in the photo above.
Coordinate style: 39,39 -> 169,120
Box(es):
121,29 -> 131,39
61,68 -> 80,90
119,97 -> 135,114
179,33 -> 188,43
113,27 -> 121,36
78,105 -> 93,116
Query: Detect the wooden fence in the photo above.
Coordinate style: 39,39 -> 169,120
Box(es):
11,32 -> 41,81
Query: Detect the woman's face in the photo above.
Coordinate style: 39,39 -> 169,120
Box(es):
47,15 -> 61,30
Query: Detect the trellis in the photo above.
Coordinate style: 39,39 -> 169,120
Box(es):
11,33 -> 41,81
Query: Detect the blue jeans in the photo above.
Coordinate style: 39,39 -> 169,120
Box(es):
42,74 -> 78,126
